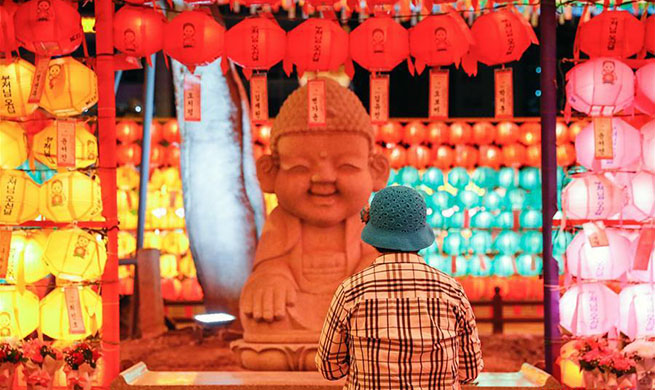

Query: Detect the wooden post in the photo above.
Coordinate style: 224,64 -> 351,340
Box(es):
492,287 -> 503,335
136,248 -> 167,338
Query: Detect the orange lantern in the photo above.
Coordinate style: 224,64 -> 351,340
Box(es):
14,0 -> 83,56
0,4 -> 17,56
32,121 -> 98,169
117,143 -> 141,166
425,122 -> 449,145
502,143 -> 526,167
0,170 -> 39,224
113,5 -> 166,64
557,143 -> 576,167
164,10 -> 225,73
525,144 -> 541,167
478,145 -> 503,169
150,120 -> 163,144
386,144 -> 407,169
0,121 -> 27,169
117,190 -> 137,213
568,120 -> 587,141
409,13 -> 473,74
162,231 -> 190,255
403,121 -> 426,145
449,122 -> 472,144
495,122 -> 519,145
463,9 -> 538,76
432,145 -> 454,169
150,167 -> 181,190
162,119 -> 180,144
181,277 -> 203,301
556,122 -> 569,145
40,57 -> 98,117
166,144 -> 180,167
224,16 -> 286,78
117,166 -> 139,190
116,121 -> 141,144
284,19 -> 350,77
471,121 -> 496,145
578,11 -> 644,59
378,122 -> 403,144
406,145 -> 431,169
40,172 -> 102,222
518,122 -> 541,146
150,144 -> 166,167
43,228 -> 107,281
349,16 -> 410,72
0,59 -> 38,118
454,145 -> 478,169
161,278 -> 182,301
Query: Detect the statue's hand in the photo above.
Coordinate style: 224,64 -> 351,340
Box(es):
241,274 -> 298,322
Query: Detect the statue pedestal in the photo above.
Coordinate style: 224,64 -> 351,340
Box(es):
230,339 -> 317,371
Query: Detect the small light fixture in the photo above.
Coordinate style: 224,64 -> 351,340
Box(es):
193,312 -> 236,326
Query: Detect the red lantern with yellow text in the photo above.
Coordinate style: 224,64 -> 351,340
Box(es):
164,10 -> 225,73
578,11 -> 643,59
14,0 -> 83,57
409,13 -> 473,74
349,16 -> 411,73
284,19 -> 350,78
114,6 -> 166,65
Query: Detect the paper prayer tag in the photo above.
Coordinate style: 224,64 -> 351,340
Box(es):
28,56 -> 50,103
429,69 -> 449,120
583,222 -> 609,248
307,79 -> 326,127
494,68 -> 514,119
57,120 -> 76,167
369,74 -> 389,124
592,117 -> 614,160
64,286 -> 86,335
0,231 -> 11,280
634,227 -> 655,271
183,74 -> 201,122
250,74 -> 269,124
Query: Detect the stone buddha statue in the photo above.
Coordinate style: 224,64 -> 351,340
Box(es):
231,78 -> 390,370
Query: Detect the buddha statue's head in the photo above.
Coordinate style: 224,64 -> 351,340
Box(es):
257,78 -> 389,228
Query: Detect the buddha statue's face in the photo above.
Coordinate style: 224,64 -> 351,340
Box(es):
272,133 -> 381,227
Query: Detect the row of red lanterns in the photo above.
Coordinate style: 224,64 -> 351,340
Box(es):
117,142 -> 181,167
116,119 -> 181,144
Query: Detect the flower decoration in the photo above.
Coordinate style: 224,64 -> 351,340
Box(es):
573,337 -> 638,389
21,339 -> 63,390
360,205 -> 370,223
63,341 -> 101,371
0,340 -> 24,365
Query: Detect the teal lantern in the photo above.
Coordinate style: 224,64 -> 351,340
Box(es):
516,254 -> 543,276
399,166 -> 421,187
520,231 -> 543,254
519,167 -> 541,191
18,160 -> 56,185
442,231 -> 468,255
520,210 -> 542,229
471,211 -> 494,229
468,255 -> 493,277
426,253 -> 451,274
447,167 -> 470,190
472,167 -> 498,189
556,166 -> 564,190
508,188 -> 527,210
427,210 -> 445,229
453,256 -> 469,277
552,230 -> 573,256
494,211 -> 514,229
470,231 -> 492,254
498,167 -> 517,188
482,190 -> 505,211
429,191 -> 454,211
493,231 -> 520,255
526,190 -> 542,210
422,167 -> 444,189
492,255 -> 516,277
388,169 -> 399,186
419,241 -> 439,257
446,211 -> 465,229
457,190 -> 481,209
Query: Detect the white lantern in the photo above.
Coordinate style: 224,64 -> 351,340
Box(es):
642,121 -> 655,173
565,229 -> 630,280
622,172 -> 655,221
574,118 -> 640,171
561,174 -> 624,220
635,63 -> 655,116
619,284 -> 655,340
560,283 -> 618,336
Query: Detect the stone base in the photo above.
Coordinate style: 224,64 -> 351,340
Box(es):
230,339 -> 318,371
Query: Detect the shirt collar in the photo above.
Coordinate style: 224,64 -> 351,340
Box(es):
373,253 -> 426,265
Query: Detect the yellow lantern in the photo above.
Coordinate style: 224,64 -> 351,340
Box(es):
143,231 -> 162,250
149,168 -> 182,190
39,57 -> 98,117
40,172 -> 103,222
0,170 -> 39,224
6,230 -> 50,284
43,228 -> 107,281
0,59 -> 38,118
40,286 -> 102,341
117,190 -> 137,213
159,254 -> 178,279
117,231 -> 136,259
0,286 -> 39,339
178,253 -> 196,278
162,231 -> 189,255
0,121 -> 27,169
117,166 -> 139,191
32,122 -> 98,169
560,341 -> 584,388
118,210 -> 137,230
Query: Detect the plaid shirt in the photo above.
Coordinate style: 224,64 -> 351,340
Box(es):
316,253 -> 483,390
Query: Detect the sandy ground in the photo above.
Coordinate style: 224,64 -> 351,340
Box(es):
119,328 -> 545,373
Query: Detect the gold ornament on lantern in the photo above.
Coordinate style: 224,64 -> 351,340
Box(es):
42,228 -> 107,281
39,57 -> 98,117
33,121 -> 98,169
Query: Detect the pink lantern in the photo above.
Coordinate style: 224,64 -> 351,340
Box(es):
628,232 -> 655,283
623,172 -> 655,221
565,229 -> 630,280
635,63 -> 655,116
561,174 -> 624,220
560,283 -> 618,336
642,121 -> 655,173
574,118 -> 640,171
619,284 -> 655,340
565,58 -> 634,117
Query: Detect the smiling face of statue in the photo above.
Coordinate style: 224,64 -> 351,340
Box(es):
274,133 -> 374,228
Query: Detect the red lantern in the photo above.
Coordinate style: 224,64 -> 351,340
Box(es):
403,121 -> 426,145
150,144 -> 166,167
349,16 -> 411,73
557,143 -> 576,166
116,121 -> 141,144
454,145 -> 478,169
284,19 -> 350,77
449,122 -> 472,144
425,122 -> 449,145
518,122 -> 541,146
117,143 -> 141,166
163,119 -> 180,144
386,144 -> 407,169
578,11 -> 644,59
150,121 -> 163,144
462,9 -> 538,76
14,0 -> 83,57
114,6 -> 166,64
556,121 -> 569,145
645,15 -> 655,55
161,278 -> 182,301
431,145 -> 454,169
166,144 -> 180,167
568,120 -> 587,141
0,3 -> 17,56
479,145 -> 502,169
164,10 -> 225,73
223,16 -> 286,79
409,13 -> 473,74
471,121 -> 496,145
378,122 -> 403,144
406,145 -> 431,169
525,144 -> 541,167
181,277 -> 203,301
502,143 -> 526,167
495,122 -> 519,145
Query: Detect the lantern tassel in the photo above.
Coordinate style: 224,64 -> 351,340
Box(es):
406,57 -> 415,76
415,60 -> 426,76
282,59 -> 293,77
243,67 -> 253,80
344,59 -> 355,79
221,57 -> 230,75
461,50 -> 478,77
